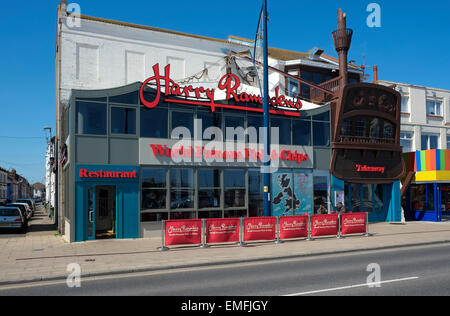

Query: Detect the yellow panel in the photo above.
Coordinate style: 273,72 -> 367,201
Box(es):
415,171 -> 450,182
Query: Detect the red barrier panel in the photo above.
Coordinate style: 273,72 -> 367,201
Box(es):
279,215 -> 308,240
165,219 -> 202,246
310,214 -> 339,237
206,218 -> 240,244
244,217 -> 276,242
341,212 -> 367,235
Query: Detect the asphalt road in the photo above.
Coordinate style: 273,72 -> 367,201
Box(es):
1,243 -> 450,297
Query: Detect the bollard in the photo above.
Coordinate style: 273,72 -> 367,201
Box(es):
275,216 -> 284,244
306,214 -> 314,241
364,212 -> 372,237
337,213 -> 344,239
200,218 -> 210,248
157,220 -> 169,251
237,217 -> 246,247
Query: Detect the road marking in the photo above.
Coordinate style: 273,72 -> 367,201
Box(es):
284,276 -> 419,296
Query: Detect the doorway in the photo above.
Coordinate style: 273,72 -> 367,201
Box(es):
95,186 -> 116,239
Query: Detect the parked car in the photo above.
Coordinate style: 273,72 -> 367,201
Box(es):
0,207 -> 27,231
15,199 -> 35,216
7,203 -> 31,221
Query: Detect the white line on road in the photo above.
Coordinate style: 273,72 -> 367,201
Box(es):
284,276 -> 419,296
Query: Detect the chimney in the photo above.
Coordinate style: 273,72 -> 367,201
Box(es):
373,65 -> 378,82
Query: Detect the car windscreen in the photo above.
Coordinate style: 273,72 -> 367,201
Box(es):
7,205 -> 26,213
0,209 -> 20,216
17,200 -> 32,207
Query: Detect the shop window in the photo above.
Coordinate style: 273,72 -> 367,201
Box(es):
313,121 -> 330,147
170,168 -> 194,209
426,183 -> 435,210
313,170 -> 329,213
249,169 -> 263,217
410,184 -> 426,211
312,111 -> 330,122
141,168 -> 167,210
171,111 -> 194,139
247,115 -> 264,144
111,107 -> 136,135
224,115 -> 245,142
196,111 -> 222,141
170,211 -> 196,220
270,117 -> 291,145
198,211 -> 222,219
198,169 -> 221,209
141,212 -> 168,222
110,91 -> 138,104
140,107 -> 168,138
292,119 -> 311,146
75,101 -> 107,135
224,169 -> 245,208
224,209 -> 247,218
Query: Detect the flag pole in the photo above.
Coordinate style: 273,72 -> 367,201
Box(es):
263,0 -> 271,217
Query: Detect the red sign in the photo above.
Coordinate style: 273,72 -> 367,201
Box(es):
165,219 -> 202,246
205,218 -> 240,244
279,215 -> 309,240
78,168 -> 137,179
140,64 -> 302,117
243,217 -> 276,242
355,164 -> 385,174
310,214 -> 339,237
341,213 -> 367,235
150,144 -> 309,165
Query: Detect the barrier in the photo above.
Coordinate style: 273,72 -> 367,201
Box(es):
162,219 -> 202,248
279,215 -> 309,240
243,217 -> 276,243
310,214 -> 339,238
205,218 -> 240,244
157,213 -> 370,251
341,212 -> 369,236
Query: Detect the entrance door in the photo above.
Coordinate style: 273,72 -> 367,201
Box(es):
441,185 -> 450,217
95,186 -> 116,239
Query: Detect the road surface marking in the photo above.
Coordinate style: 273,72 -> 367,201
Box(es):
284,276 -> 419,296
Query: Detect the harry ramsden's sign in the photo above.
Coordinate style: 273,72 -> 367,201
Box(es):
140,64 -> 302,117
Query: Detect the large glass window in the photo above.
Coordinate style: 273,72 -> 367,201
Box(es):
224,169 -> 245,208
313,170 -> 329,213
171,111 -> 194,139
110,92 -> 138,104
196,111 -> 222,141
111,107 -> 136,134
141,168 -> 167,210
249,169 -> 263,217
292,119 -> 311,146
224,115 -> 245,142
140,107 -> 168,138
313,121 -> 330,146
287,78 -> 299,98
271,117 -> 291,145
170,168 -> 194,209
198,169 -> 221,209
247,115 -> 263,144
76,102 -> 107,135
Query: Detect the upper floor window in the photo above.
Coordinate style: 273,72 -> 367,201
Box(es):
75,101 -> 106,135
401,96 -> 410,113
400,132 -> 414,152
421,134 -> 439,150
287,78 -> 299,98
426,100 -> 442,116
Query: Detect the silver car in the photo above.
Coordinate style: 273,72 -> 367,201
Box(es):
0,207 -> 27,231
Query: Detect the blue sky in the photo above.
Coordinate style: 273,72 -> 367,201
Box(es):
0,0 -> 449,184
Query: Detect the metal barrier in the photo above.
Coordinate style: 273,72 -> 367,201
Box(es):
157,213 -> 370,250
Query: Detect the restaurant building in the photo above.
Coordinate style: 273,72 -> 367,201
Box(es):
55,2 -> 376,242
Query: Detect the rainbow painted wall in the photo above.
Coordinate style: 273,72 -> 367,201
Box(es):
404,149 -> 450,182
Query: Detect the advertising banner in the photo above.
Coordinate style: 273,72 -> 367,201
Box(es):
341,213 -> 367,235
206,218 -> 240,244
165,219 -> 202,246
279,215 -> 309,240
244,217 -> 276,242
293,170 -> 313,215
310,214 -> 339,237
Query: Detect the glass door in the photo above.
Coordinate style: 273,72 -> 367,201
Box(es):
87,185 -> 95,240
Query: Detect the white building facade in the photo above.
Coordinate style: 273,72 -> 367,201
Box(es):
378,80 -> 450,152
0,167 -> 7,203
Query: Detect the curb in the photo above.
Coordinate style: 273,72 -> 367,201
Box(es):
2,239 -> 450,287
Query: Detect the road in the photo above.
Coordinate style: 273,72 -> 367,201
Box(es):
1,243 -> 450,297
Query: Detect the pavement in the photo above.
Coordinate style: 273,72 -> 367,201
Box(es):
1,205 -> 450,285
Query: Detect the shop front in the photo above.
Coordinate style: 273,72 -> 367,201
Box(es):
403,149 -> 450,222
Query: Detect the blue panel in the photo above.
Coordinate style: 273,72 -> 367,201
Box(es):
75,183 -> 85,242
